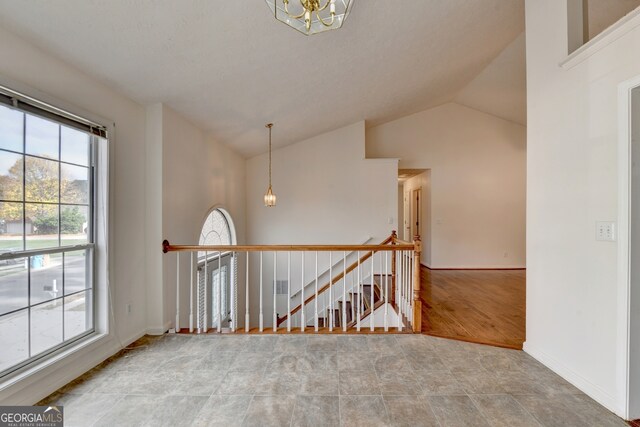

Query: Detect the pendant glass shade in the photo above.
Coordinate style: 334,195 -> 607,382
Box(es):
264,185 -> 277,207
265,0 -> 353,35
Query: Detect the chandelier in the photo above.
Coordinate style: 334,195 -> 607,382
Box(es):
264,123 -> 277,207
265,0 -> 353,35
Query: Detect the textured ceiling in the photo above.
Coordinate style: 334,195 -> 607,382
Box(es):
0,0 -> 524,157
456,32 -> 526,126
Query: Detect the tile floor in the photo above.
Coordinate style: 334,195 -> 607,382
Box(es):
38,334 -> 627,426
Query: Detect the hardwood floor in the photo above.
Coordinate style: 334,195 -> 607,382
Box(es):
420,266 -> 526,349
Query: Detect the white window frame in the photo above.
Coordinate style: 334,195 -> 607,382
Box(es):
0,81 -> 111,384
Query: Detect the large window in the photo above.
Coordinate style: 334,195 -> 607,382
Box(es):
0,93 -> 100,376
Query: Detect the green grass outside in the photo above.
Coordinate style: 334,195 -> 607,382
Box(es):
0,238 -> 87,251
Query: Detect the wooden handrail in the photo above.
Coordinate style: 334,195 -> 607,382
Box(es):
162,240 -> 412,253
276,235 -> 395,326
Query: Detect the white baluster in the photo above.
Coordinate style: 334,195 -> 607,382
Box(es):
232,252 -> 237,332
370,252 -> 375,331
357,252 -> 361,332
217,251 -> 222,333
409,251 -> 414,322
329,252 -> 333,332
350,268 -> 355,324
398,251 -> 403,332
343,251 -> 347,332
273,252 -> 277,332
403,251 -> 407,319
176,253 -> 180,333
196,268 -> 201,332
406,251 -> 410,321
384,250 -> 388,332
259,251 -> 264,332
301,252 -> 305,332
204,251 -> 208,333
406,252 -> 410,325
190,252 -> 194,333
315,251 -> 319,332
245,251 -> 250,333
287,251 -> 291,332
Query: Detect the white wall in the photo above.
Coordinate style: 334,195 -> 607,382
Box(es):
245,121 -> 397,328
525,0 -> 640,417
367,102 -> 526,269
403,172 -> 432,266
0,25 -> 147,404
145,104 -> 247,332
145,104 -> 164,334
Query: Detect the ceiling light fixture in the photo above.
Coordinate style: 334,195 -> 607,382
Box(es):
265,0 -> 353,35
264,123 -> 277,207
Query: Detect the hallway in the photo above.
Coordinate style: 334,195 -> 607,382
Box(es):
420,267 -> 526,349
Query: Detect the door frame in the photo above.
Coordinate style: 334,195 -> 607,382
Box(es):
411,188 -> 422,240
617,74 -> 640,420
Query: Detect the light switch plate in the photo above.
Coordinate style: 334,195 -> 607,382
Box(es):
596,221 -> 616,241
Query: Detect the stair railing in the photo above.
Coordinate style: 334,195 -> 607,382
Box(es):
162,231 -> 422,334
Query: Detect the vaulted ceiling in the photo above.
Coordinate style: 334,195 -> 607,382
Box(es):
0,1 -> 526,157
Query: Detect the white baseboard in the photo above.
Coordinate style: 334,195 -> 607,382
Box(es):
425,264 -> 526,270
523,342 -> 624,418
147,320 -> 172,336
0,329 -> 146,405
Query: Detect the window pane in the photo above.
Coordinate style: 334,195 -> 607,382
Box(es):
26,203 -> 59,250
0,308 -> 28,372
61,126 -> 89,166
0,105 -> 23,153
61,205 -> 88,245
64,250 -> 89,295
25,114 -> 59,160
25,156 -> 59,203
30,254 -> 62,305
0,257 -> 27,316
30,298 -> 63,357
64,290 -> 92,340
61,164 -> 89,204
0,202 -> 24,251
0,151 -> 23,201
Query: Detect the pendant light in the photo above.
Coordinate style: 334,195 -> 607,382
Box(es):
264,123 -> 277,207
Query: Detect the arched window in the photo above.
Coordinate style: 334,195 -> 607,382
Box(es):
199,209 -> 232,247
197,208 -> 236,330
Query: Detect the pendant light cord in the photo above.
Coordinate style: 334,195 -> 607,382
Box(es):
267,123 -> 273,188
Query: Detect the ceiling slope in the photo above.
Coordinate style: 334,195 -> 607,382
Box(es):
0,0 -> 524,157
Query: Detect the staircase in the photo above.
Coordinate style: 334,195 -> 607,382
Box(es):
308,275 -> 386,329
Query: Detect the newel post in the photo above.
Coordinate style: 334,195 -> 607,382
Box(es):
391,230 -> 397,305
412,235 -> 422,333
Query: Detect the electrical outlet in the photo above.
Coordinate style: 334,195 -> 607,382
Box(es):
596,221 -> 616,241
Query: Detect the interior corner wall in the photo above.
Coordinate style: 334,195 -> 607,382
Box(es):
159,104 -> 247,332
525,0 -> 640,417
0,25 -> 147,404
366,102 -> 526,269
245,121 -> 397,328
145,104 -> 164,334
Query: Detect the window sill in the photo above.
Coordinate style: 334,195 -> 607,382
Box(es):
0,332 -> 109,394
560,8 -> 640,70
